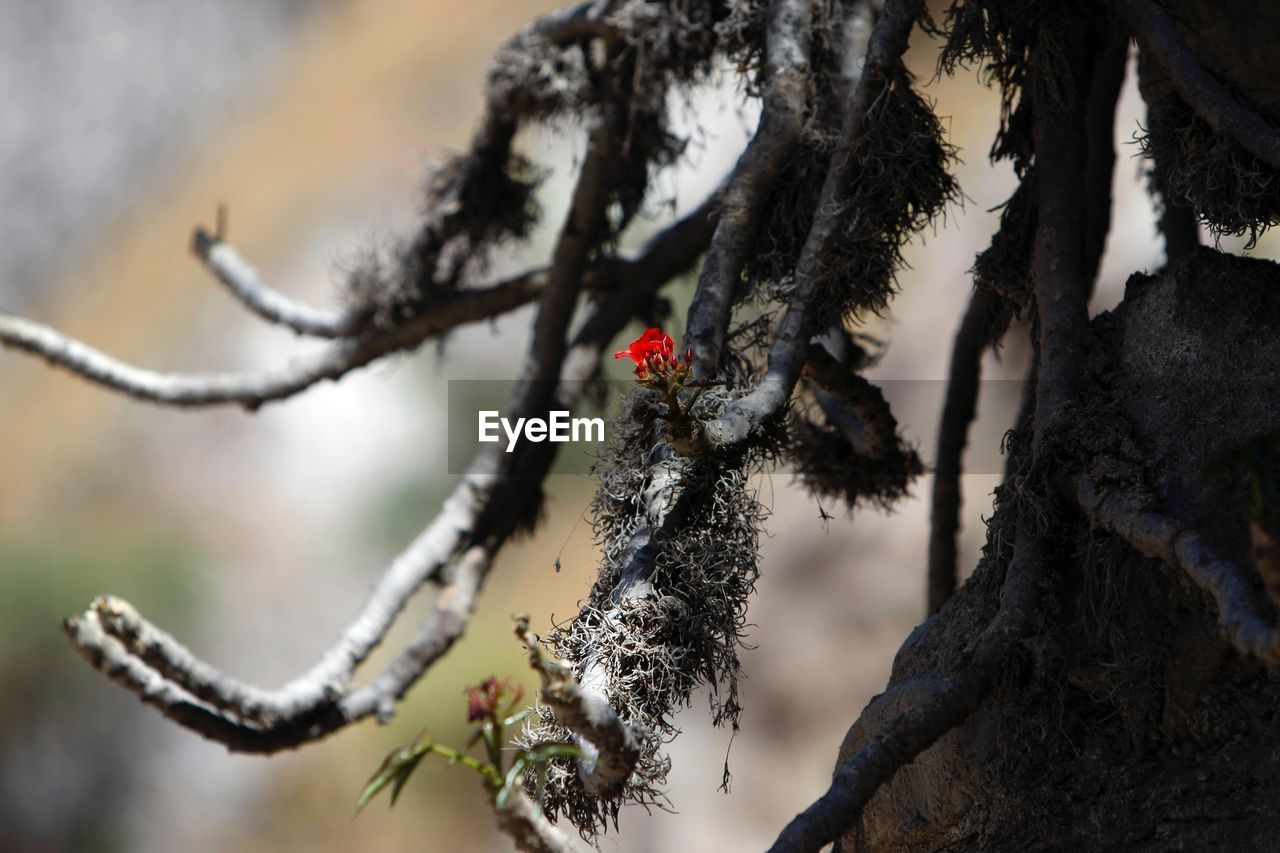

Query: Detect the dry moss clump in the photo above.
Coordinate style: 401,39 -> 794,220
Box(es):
1139,94 -> 1280,248
787,398 -> 923,512
747,12 -> 959,323
520,388 -> 770,833
348,0 -> 742,330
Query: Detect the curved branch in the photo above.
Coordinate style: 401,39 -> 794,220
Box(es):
1073,478 -> 1280,667
1118,0 -> 1280,171
0,276 -> 541,410
769,527 -> 1042,852
65,545 -> 491,752
703,0 -> 923,448
191,229 -> 365,338
683,0 -> 814,377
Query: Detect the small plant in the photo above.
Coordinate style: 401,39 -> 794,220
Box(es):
613,327 -> 717,452
355,676 -> 583,814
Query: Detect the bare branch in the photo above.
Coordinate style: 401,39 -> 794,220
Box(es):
191,228 -> 365,338
922,32 -> 1119,616
1119,0 -> 1280,171
922,33 -> 1119,614
508,112 -> 614,413
1030,17 -> 1093,447
1082,33 -> 1129,292
0,276 -> 540,410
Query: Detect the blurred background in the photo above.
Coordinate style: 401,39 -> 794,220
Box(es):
1,1 -> 1262,850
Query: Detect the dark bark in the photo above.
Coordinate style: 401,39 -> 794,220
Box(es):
841,249 -> 1280,851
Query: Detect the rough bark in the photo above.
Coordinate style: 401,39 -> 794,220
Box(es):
839,248 -> 1280,851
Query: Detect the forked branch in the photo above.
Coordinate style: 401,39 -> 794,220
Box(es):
57,120 -> 722,752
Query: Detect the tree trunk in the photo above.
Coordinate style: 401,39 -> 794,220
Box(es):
839,248 -> 1280,850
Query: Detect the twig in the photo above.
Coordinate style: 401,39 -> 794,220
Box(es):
1119,0 -> 1280,172
683,0 -> 813,377
191,228 -> 365,338
0,276 -> 540,410
517,617 -> 641,796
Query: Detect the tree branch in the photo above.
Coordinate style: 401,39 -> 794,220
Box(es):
1118,0 -> 1280,171
927,288 -> 993,615
769,526 -> 1042,852
0,276 -> 540,410
530,0 -> 620,45
1083,32 -> 1129,292
517,617 -> 641,797
58,123 -> 716,752
703,0 -> 923,448
772,14 -> 1097,846
1030,18 -> 1093,448
802,343 -> 900,460
191,228 -> 365,338
493,785 -> 586,853
1073,477 -> 1280,667
683,0 -> 813,377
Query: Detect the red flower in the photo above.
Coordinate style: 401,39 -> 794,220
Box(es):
614,327 -> 675,378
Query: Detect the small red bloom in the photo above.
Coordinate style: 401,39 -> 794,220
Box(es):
614,327 -> 675,377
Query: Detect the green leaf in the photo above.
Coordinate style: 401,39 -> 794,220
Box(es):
354,731 -> 434,815
495,755 -> 529,810
527,741 -> 586,762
